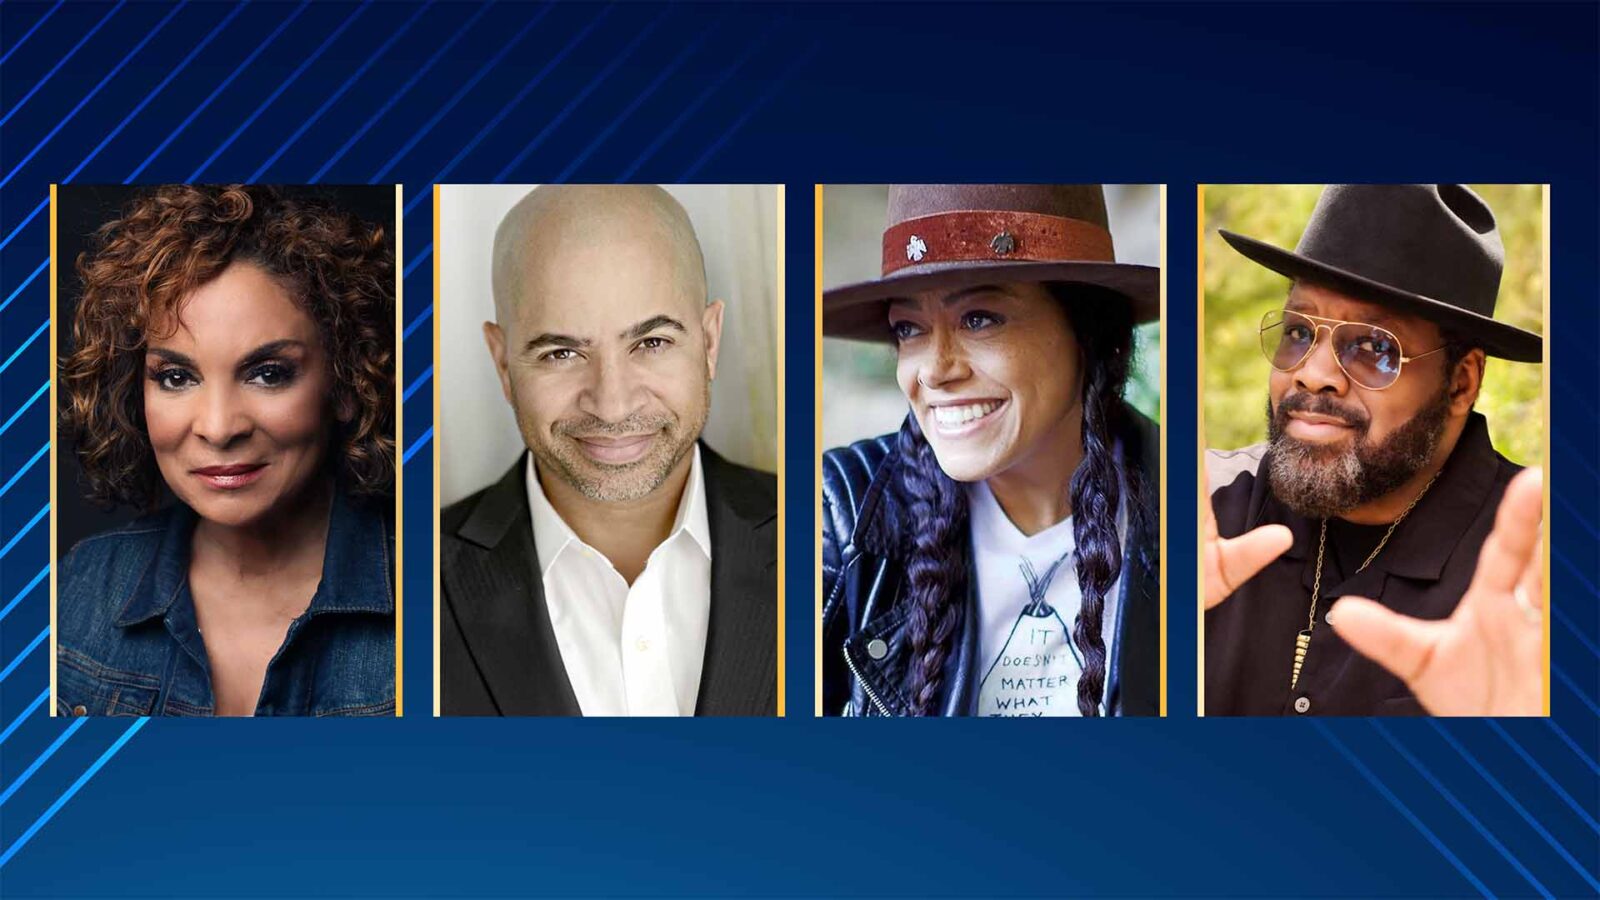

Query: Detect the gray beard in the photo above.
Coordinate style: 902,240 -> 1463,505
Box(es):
1264,390 -> 1449,520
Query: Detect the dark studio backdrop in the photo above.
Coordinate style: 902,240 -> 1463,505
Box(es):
52,183 -> 396,554
0,2 -> 1595,897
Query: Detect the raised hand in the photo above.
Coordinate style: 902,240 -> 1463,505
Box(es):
1203,493 -> 1293,610
1330,467 -> 1545,716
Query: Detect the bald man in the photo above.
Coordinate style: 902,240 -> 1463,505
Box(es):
441,185 -> 777,717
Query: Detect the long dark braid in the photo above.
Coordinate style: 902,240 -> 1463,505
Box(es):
898,413 -> 968,716
1059,288 -> 1137,716
894,283 -> 1140,717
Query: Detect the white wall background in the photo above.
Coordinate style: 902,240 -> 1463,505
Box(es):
438,184 -> 779,507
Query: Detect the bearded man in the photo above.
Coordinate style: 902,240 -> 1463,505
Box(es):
440,185 -> 776,717
1203,184 -> 1545,716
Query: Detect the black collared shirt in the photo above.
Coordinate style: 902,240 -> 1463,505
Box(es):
1204,412 -> 1521,716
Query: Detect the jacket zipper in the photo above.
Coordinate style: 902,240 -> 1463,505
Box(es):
841,645 -> 892,716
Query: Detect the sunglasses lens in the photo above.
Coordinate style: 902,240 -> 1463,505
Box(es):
1335,323 -> 1403,389
1261,310 -> 1315,370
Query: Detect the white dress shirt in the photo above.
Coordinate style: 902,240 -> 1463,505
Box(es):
525,446 -> 712,716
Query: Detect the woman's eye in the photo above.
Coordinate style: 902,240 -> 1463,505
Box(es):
889,320 -> 924,342
150,368 -> 195,391
246,363 -> 296,387
961,310 -> 1003,331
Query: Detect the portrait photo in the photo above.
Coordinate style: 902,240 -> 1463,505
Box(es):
820,184 -> 1165,717
52,183 -> 399,718
1200,183 -> 1548,717
435,183 -> 780,717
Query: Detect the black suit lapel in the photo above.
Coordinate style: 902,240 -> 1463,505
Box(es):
694,447 -> 778,716
447,460 -> 581,716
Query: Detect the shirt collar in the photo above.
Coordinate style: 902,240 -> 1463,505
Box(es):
1261,411 -> 1504,582
525,444 -> 711,577
115,484 -> 393,627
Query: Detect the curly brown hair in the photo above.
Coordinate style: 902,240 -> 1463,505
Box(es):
61,184 -> 396,510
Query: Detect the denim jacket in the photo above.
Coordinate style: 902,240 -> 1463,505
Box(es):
56,487 -> 396,717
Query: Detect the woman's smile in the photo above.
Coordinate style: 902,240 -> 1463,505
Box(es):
929,398 -> 1008,436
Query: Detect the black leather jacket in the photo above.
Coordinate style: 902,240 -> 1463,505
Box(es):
821,408 -> 1161,716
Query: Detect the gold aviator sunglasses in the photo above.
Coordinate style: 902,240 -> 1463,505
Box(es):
1259,309 -> 1447,391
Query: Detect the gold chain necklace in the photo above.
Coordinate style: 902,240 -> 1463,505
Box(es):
1290,469 -> 1443,690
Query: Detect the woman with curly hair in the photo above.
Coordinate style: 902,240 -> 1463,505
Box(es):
821,185 -> 1161,716
56,184 -> 396,717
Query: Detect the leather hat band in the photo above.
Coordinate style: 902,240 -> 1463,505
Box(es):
881,210 -> 1115,276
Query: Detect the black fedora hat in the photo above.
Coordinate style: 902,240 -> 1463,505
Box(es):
823,184 -> 1159,342
1220,184 -> 1542,362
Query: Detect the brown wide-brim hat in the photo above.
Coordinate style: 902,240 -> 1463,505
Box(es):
823,184 -> 1159,342
1219,184 -> 1542,363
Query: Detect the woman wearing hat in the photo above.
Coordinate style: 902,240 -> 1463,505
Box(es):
821,185 -> 1161,717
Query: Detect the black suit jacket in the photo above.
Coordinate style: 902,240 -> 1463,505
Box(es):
440,444 -> 777,716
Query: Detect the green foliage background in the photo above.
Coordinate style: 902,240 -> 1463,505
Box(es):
1202,184 -> 1544,465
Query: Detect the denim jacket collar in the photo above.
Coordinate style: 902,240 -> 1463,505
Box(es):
114,485 -> 393,628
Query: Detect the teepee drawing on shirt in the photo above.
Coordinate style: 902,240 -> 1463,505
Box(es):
978,548 -> 1092,716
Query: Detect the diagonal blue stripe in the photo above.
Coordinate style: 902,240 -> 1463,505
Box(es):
1312,720 -> 1492,899
0,0 -> 182,191
402,426 -> 433,466
1545,718 -> 1600,777
403,304 -> 431,342
0,0 -> 64,67
1553,373 -> 1599,426
1552,432 -> 1599,486
0,626 -> 48,683
249,0 -> 430,182
0,197 -> 47,254
1431,720 -> 1600,893
412,0 -> 636,209
0,259 -> 50,315
1552,546 -> 1600,607
553,14 -> 718,183
0,716 -> 149,869
0,564 -> 49,625
0,443 -> 49,502
0,688 -> 49,747
1553,664 -> 1599,717
312,0 -> 496,183
616,16 -> 781,182
1370,720 -> 1552,898
403,245 -> 432,282
0,319 -> 47,375
0,717 -> 85,808
187,0 -> 371,181
128,0 -> 309,181
1488,719 -> 1600,837
0,504 -> 49,561
0,382 -> 48,437
1550,599 -> 1600,660
1552,492 -> 1600,544
375,2 -> 553,186
63,0 -> 250,185
680,40 -> 818,181
402,366 -> 432,404
494,3 -> 658,182
0,0 -> 123,130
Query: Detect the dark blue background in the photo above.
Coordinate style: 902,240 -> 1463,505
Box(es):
1,2 -> 1595,896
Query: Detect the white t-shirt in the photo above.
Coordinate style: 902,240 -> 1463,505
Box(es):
967,479 -> 1122,717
